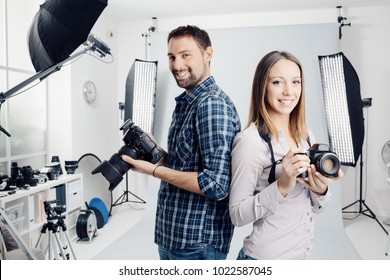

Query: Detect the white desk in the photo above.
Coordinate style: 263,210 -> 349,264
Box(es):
71,202 -> 145,260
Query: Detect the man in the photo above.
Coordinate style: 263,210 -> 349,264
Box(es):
122,25 -> 241,260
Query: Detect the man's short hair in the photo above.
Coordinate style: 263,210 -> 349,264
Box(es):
168,25 -> 211,51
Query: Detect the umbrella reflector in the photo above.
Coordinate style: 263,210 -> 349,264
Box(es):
28,0 -> 108,72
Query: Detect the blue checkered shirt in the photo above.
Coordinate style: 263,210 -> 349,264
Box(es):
155,76 -> 241,253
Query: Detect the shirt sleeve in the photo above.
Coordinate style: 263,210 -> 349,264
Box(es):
310,188 -> 332,213
196,95 -> 240,201
229,126 -> 284,227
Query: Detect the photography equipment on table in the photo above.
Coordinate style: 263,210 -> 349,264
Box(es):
297,143 -> 341,178
36,173 -> 49,184
40,162 -> 62,180
6,159 -> 70,190
64,160 -> 79,174
35,200 -> 76,260
0,175 -> 14,191
9,162 -> 37,189
51,156 -> 63,175
92,119 -> 166,192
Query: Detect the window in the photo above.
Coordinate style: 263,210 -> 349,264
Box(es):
0,0 -> 47,177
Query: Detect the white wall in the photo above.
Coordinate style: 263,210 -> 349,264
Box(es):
113,5 -> 390,219
46,13 -> 123,200
48,15 -> 119,162
340,5 -> 390,217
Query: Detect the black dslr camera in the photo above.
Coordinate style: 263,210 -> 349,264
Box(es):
298,143 -> 340,178
92,119 -> 166,191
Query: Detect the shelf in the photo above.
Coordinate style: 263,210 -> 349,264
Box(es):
0,173 -> 83,257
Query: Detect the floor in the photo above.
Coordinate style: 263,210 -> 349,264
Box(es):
93,204 -> 390,260
90,178 -> 390,260
343,213 -> 390,259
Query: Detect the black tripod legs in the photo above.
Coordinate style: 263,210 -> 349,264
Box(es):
343,199 -> 388,235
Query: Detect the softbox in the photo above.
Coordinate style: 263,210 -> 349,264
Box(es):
28,0 -> 108,73
318,52 -> 364,167
125,59 -> 158,134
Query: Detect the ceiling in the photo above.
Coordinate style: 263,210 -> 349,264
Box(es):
104,0 -> 390,22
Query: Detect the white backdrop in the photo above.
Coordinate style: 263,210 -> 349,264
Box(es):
95,23 -> 360,259
151,23 -> 339,148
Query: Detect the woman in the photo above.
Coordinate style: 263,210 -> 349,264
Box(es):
229,51 -> 343,260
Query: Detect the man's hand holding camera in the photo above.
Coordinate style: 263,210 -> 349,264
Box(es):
121,153 -> 165,177
278,148 -> 310,197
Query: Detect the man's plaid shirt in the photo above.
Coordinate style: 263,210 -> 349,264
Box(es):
155,76 -> 241,253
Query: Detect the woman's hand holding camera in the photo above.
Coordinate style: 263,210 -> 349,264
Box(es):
277,148 -> 310,197
297,166 -> 344,195
277,147 -> 344,197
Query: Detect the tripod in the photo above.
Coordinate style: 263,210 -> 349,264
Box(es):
35,214 -> 76,260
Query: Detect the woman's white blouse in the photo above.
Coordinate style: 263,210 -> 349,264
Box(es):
229,123 -> 332,260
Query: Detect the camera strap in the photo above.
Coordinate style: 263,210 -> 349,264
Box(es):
258,129 -> 311,184
258,129 -> 278,184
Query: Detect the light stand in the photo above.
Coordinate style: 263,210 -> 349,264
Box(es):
111,172 -> 146,209
318,53 -> 388,235
110,59 -> 158,210
112,104 -> 147,210
342,100 -> 388,234
337,6 -> 351,39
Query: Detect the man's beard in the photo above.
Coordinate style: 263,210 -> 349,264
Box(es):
173,68 -> 204,92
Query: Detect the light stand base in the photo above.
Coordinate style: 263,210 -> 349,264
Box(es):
343,200 -> 388,235
384,218 -> 390,256
110,173 -> 146,211
112,190 -> 146,207
342,138 -> 388,235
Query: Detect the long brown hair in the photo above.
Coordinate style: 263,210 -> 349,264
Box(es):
247,50 -> 308,143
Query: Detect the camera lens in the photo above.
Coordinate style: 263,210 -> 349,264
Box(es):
91,146 -> 139,191
315,153 -> 340,177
